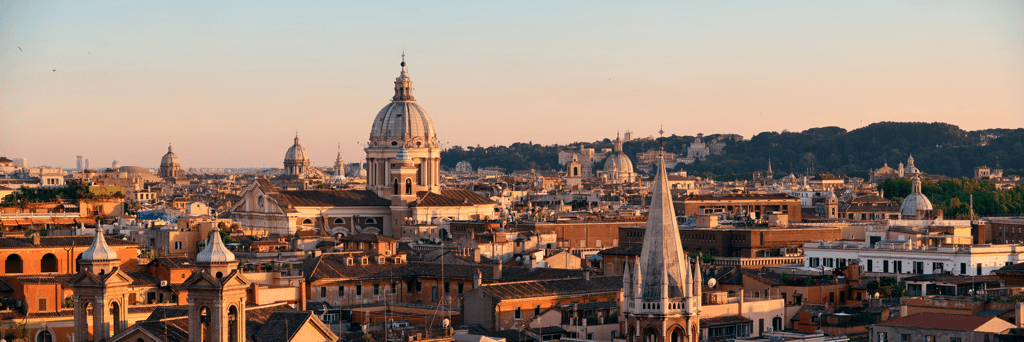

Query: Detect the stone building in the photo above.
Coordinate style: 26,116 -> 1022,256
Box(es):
159,144 -> 181,179
869,313 -> 1015,342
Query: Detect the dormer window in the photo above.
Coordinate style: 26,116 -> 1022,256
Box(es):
346,257 -> 353,266
361,257 -> 368,265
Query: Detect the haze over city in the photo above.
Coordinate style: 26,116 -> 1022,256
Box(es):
2,1 -> 1022,168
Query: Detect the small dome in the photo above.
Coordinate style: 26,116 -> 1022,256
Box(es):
604,152 -> 633,174
285,135 -> 309,163
395,147 -> 412,163
196,228 -> 235,264
901,176 -> 933,217
161,144 -> 179,167
81,227 -> 119,262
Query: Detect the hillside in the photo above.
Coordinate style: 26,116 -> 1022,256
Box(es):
440,122 -> 1024,179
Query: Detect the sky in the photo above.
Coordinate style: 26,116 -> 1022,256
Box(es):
1,1 -> 1022,169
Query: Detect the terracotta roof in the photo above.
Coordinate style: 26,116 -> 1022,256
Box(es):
479,276 -> 622,300
149,256 -> 195,270
270,190 -> 390,207
0,236 -> 138,249
598,244 -> 642,256
302,253 -> 587,283
253,311 -> 316,342
874,312 -> 1015,332
700,315 -> 752,327
411,189 -> 495,207
339,233 -> 398,243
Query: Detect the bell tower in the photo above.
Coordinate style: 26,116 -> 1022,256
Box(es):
621,153 -> 701,342
184,227 -> 249,342
70,227 -> 133,342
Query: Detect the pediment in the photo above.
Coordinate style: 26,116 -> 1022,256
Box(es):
221,271 -> 250,287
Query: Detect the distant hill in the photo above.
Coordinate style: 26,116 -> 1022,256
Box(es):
440,122 -> 1024,179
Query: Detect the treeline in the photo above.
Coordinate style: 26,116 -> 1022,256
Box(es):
878,177 -> 1024,218
0,180 -> 108,206
440,122 -> 1024,179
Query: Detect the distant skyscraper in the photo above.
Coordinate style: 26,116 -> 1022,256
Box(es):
84,158 -> 91,170
77,155 -> 83,170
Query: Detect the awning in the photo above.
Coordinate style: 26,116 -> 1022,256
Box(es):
75,218 -> 96,225
0,220 -> 18,227
31,218 -> 54,225
53,218 -> 76,225
15,219 -> 31,225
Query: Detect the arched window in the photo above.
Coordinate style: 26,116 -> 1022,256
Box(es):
333,218 -> 345,224
110,301 -> 122,334
670,328 -> 682,342
257,196 -> 265,209
136,338 -> 145,342
35,328 -> 53,342
228,305 -> 239,342
5,254 -> 23,274
302,218 -> 313,225
405,178 -> 412,194
216,272 -> 223,279
200,306 -> 211,342
573,167 -> 579,176
365,218 -> 377,225
40,253 -> 58,273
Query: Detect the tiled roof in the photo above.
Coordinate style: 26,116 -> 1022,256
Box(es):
340,233 -> 398,243
303,253 -> 587,283
0,236 -> 138,249
479,276 -> 622,300
253,311 -> 315,342
902,274 -> 1000,285
150,256 -> 195,270
874,312 -> 1014,332
598,244 -> 642,256
700,315 -> 752,327
411,189 -> 495,207
126,270 -> 162,287
270,190 -> 390,207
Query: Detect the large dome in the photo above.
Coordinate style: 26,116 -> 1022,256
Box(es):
604,151 -> 634,174
368,63 -> 438,148
118,166 -> 156,179
285,135 -> 309,163
161,144 -> 179,167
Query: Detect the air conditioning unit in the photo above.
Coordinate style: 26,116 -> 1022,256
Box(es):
160,280 -> 168,287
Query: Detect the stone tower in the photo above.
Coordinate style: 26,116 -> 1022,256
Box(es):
621,153 -> 701,342
365,57 -> 441,198
70,227 -> 134,342
183,227 -> 250,342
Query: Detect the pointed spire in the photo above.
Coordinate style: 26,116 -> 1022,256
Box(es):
196,226 -> 235,264
393,55 -> 414,101
767,158 -> 773,174
638,154 -> 690,302
81,226 -> 119,262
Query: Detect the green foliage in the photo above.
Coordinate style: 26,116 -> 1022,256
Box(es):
0,179 -> 97,206
879,177 -> 1024,217
439,123 -> 1024,179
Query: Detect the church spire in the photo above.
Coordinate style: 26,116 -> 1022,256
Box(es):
639,154 -> 690,303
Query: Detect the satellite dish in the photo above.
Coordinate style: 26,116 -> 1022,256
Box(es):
707,278 -> 718,289
443,318 -> 450,328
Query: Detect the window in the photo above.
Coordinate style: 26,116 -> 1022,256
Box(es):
977,263 -> 983,276
444,282 -> 450,294
514,307 -> 522,320
37,298 -> 46,311
868,259 -> 873,272
334,218 -> 345,224
365,218 -> 377,224
175,241 -> 182,250
36,329 -> 53,342
925,336 -> 935,342
961,263 -> 967,275
339,286 -> 345,297
40,253 -> 58,273
391,282 -> 397,294
878,332 -> 887,342
950,338 -> 962,342
356,284 -> 362,296
901,334 -> 911,342
320,287 -> 326,298
416,281 -> 422,293
302,218 -> 313,225
373,283 -> 380,296
458,283 -> 464,294
432,286 -> 438,302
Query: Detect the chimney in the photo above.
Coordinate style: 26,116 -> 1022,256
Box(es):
473,248 -> 480,263
493,262 -> 502,280
1017,302 -> 1023,328
584,271 -> 590,281
32,233 -> 40,246
474,269 -> 482,287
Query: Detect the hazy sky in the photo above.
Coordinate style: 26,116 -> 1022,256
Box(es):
2,1 -> 1022,169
